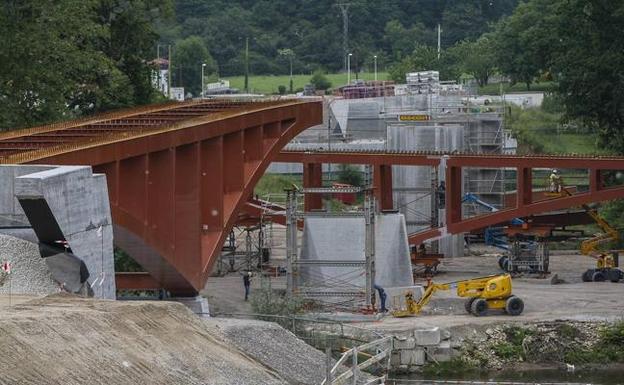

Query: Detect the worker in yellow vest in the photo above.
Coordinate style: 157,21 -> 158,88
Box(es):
549,169 -> 563,193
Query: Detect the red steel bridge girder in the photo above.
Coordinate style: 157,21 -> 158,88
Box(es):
275,150 -> 624,247
9,100 -> 322,295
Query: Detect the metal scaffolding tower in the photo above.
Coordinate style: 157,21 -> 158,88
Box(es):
285,167 -> 377,311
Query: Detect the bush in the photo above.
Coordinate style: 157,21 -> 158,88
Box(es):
601,321 -> 624,345
493,342 -> 523,359
250,288 -> 305,325
310,70 -> 331,90
114,247 -> 143,272
278,85 -> 286,95
337,164 -> 363,187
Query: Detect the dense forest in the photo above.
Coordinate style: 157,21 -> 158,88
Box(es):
161,0 -> 519,79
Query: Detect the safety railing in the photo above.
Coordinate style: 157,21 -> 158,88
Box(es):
322,336 -> 393,385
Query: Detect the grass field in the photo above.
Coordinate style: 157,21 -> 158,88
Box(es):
223,72 -> 390,94
479,81 -> 556,95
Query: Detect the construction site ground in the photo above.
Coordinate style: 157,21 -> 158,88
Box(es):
203,248 -> 624,333
363,249 -> 624,334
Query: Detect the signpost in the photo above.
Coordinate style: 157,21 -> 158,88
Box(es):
398,114 -> 431,121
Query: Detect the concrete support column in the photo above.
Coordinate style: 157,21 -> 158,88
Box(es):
303,162 -> 323,211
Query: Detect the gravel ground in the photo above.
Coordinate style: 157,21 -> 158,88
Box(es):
0,234 -> 59,295
205,318 -> 330,385
0,294 -> 288,385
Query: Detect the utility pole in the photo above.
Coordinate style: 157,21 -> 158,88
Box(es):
168,45 -> 172,99
373,55 -> 377,81
347,53 -> 352,84
246,37 -> 250,91
437,24 -> 442,60
201,63 -> 206,98
337,3 -> 350,73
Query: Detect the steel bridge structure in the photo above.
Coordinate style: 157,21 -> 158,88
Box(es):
3,98 -> 624,295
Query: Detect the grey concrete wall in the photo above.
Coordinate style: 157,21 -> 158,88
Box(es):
387,124 -> 465,257
298,213 -> 413,297
0,165 -> 116,299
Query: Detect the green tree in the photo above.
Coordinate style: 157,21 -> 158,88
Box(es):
451,34 -> 497,86
548,0 -> 624,154
309,70 -> 331,91
337,164 -> 363,187
491,0 -> 557,90
383,20 -> 431,61
389,45 -> 460,83
173,36 -> 217,96
97,0 -> 174,107
0,1 -> 120,129
0,0 -> 172,130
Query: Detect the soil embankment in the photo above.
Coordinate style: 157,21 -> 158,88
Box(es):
0,294 -> 289,385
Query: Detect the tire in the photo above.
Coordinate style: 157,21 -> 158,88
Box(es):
505,295 -> 524,316
471,298 -> 488,317
582,270 -> 593,282
464,298 -> 476,314
607,269 -> 621,283
593,271 -> 606,282
502,258 -> 510,272
498,255 -> 506,270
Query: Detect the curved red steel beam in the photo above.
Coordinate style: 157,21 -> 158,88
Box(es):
7,100 -> 322,295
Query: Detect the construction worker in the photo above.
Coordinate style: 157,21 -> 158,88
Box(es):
374,284 -> 388,313
549,169 -> 563,193
437,181 -> 446,206
242,271 -> 252,301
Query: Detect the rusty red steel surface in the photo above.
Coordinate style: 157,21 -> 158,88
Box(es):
3,99 -> 322,295
275,149 -> 624,247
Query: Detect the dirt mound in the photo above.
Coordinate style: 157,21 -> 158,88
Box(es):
206,318 -> 330,385
0,234 -> 59,295
0,295 -> 287,385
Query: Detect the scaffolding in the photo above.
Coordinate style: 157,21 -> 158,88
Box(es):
285,167 -> 377,311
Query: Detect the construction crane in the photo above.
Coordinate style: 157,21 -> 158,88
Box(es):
391,274 -> 524,318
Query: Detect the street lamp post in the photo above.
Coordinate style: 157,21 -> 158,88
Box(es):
373,55 -> 378,81
289,55 -> 293,93
201,63 -> 206,98
347,53 -> 353,84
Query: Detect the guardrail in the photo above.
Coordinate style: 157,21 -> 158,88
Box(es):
322,336 -> 393,385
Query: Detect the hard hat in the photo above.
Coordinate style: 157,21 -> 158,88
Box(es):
552,169 -> 558,174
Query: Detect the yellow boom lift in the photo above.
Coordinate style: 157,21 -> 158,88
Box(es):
392,274 -> 524,317
559,190 -> 623,282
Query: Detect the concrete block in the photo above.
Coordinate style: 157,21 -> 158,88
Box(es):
413,348 -> 426,365
171,296 -> 210,318
399,350 -> 414,365
390,351 -> 401,367
441,328 -> 451,340
9,165 -> 116,299
393,336 -> 416,350
399,348 -> 426,366
426,341 -> 455,362
414,327 -> 441,346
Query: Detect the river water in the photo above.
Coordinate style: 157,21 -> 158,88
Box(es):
388,368 -> 624,384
